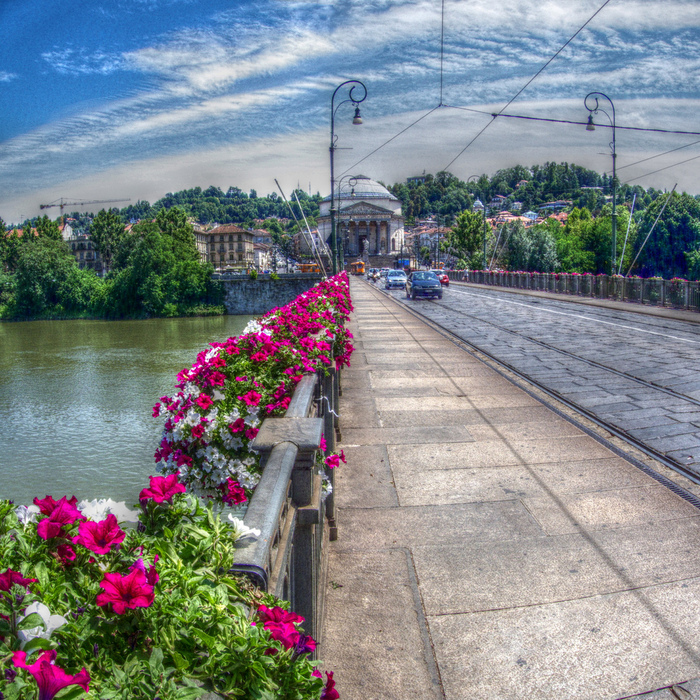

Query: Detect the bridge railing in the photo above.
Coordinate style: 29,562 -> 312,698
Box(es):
446,270 -> 700,312
229,364 -> 341,647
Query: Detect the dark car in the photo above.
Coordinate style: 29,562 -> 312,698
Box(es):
431,270 -> 450,286
406,271 -> 443,300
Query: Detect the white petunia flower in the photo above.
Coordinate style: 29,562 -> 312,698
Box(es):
227,515 -> 261,541
17,602 -> 67,649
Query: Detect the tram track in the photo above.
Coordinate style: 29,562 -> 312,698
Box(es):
364,279 -> 700,506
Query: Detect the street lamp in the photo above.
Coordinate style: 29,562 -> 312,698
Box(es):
335,174 -> 358,263
330,80 -> 367,275
584,91 -> 617,275
468,175 -> 488,270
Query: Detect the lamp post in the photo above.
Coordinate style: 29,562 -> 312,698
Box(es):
468,175 -> 488,270
335,174 -> 358,264
585,91 -> 617,275
330,80 -> 367,275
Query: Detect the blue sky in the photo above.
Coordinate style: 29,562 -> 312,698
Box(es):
1,0 -> 700,223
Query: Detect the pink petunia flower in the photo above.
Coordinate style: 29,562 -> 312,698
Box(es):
229,418 -> 246,433
130,557 -> 159,586
37,498 -> 85,540
191,423 -> 206,439
321,671 -> 339,700
195,394 -> 214,411
0,568 -> 38,592
221,478 -> 247,506
96,569 -> 155,614
319,434 -> 327,452
72,515 -> 126,555
238,390 -> 262,406
245,427 -> 259,441
139,475 -> 186,504
56,544 -> 77,565
13,650 -> 90,700
257,605 -> 304,625
33,495 -> 78,516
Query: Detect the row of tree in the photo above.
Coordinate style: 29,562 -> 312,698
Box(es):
0,208 -> 222,319
441,192 -> 700,278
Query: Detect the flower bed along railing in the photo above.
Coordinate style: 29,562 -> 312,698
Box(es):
1,274 -> 352,700
447,270 -> 700,312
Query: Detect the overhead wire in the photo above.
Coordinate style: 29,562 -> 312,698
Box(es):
442,0 -> 614,170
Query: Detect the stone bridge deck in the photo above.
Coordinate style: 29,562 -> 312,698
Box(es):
321,278 -> 700,700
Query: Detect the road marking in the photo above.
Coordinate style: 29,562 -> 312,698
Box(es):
448,288 -> 700,345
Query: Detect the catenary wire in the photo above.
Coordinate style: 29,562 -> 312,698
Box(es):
442,0 -> 614,170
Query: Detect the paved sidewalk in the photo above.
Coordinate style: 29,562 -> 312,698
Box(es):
321,279 -> 700,700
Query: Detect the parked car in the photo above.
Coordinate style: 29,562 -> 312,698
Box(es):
385,269 -> 407,290
431,270 -> 450,287
406,271 -> 443,300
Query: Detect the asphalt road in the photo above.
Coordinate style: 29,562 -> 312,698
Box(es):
382,281 -> 700,475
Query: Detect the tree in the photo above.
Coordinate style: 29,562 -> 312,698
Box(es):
90,209 -> 126,273
35,215 -> 62,241
444,210 -> 483,268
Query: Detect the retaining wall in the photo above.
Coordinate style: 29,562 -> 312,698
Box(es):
217,273 -> 323,315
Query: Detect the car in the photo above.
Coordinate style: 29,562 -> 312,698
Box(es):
431,270 -> 450,286
385,269 -> 407,289
406,271 -> 443,300
379,268 -> 391,281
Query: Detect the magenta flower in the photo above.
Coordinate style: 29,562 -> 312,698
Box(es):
191,423 -> 206,438
257,605 -> 304,625
229,418 -> 246,433
221,478 -> 247,506
13,650 -> 90,700
0,568 -> 38,592
319,434 -> 327,452
72,515 -> 125,555
264,621 -> 300,650
130,557 -> 159,586
96,569 -> 155,614
245,427 -> 259,441
195,394 -> 214,410
139,474 -> 186,504
56,544 -> 77,565
238,390 -> 262,406
37,498 -> 85,540
33,495 -> 78,516
321,671 -> 339,700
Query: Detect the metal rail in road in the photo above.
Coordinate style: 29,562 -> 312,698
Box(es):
368,278 -> 700,496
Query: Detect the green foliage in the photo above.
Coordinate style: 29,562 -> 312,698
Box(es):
0,494 -> 326,699
13,237 -> 101,317
444,210 -> 484,268
634,191 -> 700,278
89,209 -> 126,272
98,207 -> 220,318
35,215 -> 62,241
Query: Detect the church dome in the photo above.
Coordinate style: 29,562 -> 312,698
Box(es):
322,175 -> 399,203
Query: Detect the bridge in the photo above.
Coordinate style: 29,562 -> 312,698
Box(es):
319,277 -> 700,700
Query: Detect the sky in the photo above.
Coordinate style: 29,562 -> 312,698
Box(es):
1,0 -> 700,224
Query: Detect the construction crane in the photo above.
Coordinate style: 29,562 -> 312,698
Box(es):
39,197 -> 131,219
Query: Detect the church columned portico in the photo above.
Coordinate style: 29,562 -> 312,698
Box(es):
318,175 -> 404,261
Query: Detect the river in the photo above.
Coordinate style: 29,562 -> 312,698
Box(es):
0,315 -> 252,507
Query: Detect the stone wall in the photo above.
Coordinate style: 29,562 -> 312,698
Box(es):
218,274 -> 323,315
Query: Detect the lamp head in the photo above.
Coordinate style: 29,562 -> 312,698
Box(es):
352,106 -> 363,125
586,114 -> 596,131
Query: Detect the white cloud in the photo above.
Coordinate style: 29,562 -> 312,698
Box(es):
0,71 -> 17,82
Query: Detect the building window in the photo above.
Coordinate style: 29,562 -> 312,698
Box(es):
238,234 -> 242,241
228,243 -> 233,251
229,235 -> 234,242
237,243 -> 243,252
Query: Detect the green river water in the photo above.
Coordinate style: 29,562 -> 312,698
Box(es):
0,315 -> 253,507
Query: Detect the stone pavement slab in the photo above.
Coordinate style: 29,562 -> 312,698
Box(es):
321,280 -> 700,700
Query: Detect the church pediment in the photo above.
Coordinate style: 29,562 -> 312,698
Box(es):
339,201 -> 395,217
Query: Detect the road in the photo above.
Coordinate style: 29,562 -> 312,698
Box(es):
382,281 -> 700,476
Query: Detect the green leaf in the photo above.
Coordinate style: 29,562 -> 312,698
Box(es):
174,688 -> 207,699
0,617 -> 11,632
21,637 -> 53,653
149,647 -> 165,677
17,612 -> 45,630
171,651 -> 190,672
192,627 -> 217,647
34,560 -> 50,590
3,682 -> 22,700
55,686 -> 91,700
